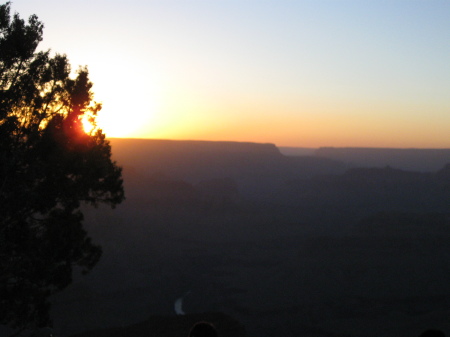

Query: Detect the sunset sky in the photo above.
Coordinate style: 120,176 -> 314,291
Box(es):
14,0 -> 450,148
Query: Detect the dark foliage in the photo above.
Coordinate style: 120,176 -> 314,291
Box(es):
0,2 -> 124,333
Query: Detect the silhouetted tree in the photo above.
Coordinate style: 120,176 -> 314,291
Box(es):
0,2 -> 124,334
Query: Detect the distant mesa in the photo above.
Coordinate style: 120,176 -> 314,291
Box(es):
108,138 -> 346,183
109,138 -> 281,156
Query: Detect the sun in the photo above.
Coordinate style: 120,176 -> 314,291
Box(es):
81,115 -> 96,134
79,54 -> 163,138
94,104 -> 158,138
78,105 -> 148,137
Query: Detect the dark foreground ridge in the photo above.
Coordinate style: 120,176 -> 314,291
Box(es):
69,312 -> 246,337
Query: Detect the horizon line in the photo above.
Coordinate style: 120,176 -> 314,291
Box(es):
105,137 -> 450,150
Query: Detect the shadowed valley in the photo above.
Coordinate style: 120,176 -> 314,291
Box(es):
48,139 -> 450,337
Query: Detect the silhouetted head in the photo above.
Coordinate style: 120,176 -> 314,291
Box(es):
419,330 -> 445,337
189,321 -> 218,337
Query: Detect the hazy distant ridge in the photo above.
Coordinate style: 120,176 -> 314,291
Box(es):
315,147 -> 450,172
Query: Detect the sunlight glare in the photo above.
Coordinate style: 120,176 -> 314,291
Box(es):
81,115 -> 96,134
85,56 -> 162,138
96,105 -> 154,138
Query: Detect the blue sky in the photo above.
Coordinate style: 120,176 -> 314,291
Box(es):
12,0 -> 450,147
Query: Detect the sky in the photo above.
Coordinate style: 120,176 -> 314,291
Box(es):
12,0 -> 450,148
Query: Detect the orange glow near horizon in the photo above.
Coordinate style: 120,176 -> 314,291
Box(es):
82,41 -> 450,150
96,92 -> 450,149
100,107 -> 450,149
93,89 -> 450,149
